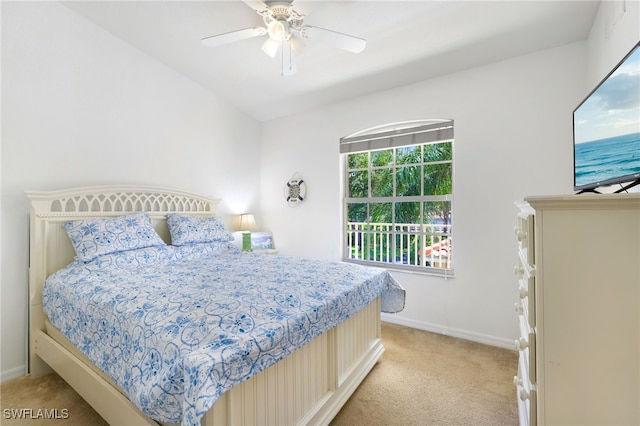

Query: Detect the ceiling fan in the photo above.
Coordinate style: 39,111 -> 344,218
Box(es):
201,0 -> 366,76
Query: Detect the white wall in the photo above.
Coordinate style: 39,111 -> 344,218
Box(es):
260,43 -> 588,348
1,2 -> 261,381
586,0 -> 639,88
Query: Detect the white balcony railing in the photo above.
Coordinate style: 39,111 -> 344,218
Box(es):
346,222 -> 452,269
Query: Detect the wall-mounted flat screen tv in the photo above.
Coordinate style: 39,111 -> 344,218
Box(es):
573,41 -> 640,193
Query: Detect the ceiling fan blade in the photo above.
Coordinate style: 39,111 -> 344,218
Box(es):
201,27 -> 266,47
300,26 -> 366,53
281,40 -> 297,76
242,0 -> 270,13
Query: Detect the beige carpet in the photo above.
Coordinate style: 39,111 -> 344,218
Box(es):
331,323 -> 518,426
1,323 -> 518,425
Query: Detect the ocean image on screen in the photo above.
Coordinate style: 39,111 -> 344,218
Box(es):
573,44 -> 640,189
575,132 -> 640,187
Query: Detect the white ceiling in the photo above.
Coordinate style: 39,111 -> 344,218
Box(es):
61,0 -> 600,122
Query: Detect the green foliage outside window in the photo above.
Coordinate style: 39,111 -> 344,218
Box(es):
345,140 -> 453,269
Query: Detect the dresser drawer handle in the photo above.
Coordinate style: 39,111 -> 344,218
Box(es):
519,286 -> 528,298
514,227 -> 527,242
513,376 -> 523,387
514,302 -> 524,315
515,337 -> 528,351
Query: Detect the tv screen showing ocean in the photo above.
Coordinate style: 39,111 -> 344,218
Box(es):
575,132 -> 640,187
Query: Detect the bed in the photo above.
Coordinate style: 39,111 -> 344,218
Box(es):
26,185 -> 404,426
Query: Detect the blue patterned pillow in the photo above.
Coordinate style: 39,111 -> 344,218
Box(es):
167,214 -> 234,246
63,212 -> 166,261
84,245 -> 175,270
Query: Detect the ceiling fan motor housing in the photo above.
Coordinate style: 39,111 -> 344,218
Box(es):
268,4 -> 292,19
261,2 -> 304,40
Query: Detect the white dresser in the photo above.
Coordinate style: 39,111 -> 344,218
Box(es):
514,194 -> 640,426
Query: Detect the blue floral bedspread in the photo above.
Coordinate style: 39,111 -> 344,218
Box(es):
42,243 -> 404,425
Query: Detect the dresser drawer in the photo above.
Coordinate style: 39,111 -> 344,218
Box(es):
514,353 -> 537,426
515,212 -> 535,265
516,277 -> 535,328
516,314 -> 536,384
515,252 -> 536,327
515,247 -> 535,279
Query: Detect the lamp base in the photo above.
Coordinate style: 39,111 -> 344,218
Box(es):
242,232 -> 252,252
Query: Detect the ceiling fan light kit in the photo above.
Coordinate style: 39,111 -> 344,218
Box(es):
201,0 -> 366,76
261,37 -> 280,58
267,19 -> 289,41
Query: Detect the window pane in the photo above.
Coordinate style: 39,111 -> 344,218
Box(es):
371,168 -> 393,197
392,202 -> 420,265
346,203 -> 367,261
370,202 -> 392,223
424,163 -> 452,195
348,170 -> 368,198
395,201 -> 420,225
396,165 -> 421,196
347,203 -> 368,222
371,149 -> 393,167
394,233 -> 422,265
423,201 -> 452,231
366,203 -> 392,263
424,141 -> 452,162
396,146 -> 421,164
423,201 -> 452,269
348,152 -> 368,170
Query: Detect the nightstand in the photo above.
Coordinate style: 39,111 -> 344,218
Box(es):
253,249 -> 279,255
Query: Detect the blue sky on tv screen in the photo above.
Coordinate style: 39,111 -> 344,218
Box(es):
574,45 -> 640,144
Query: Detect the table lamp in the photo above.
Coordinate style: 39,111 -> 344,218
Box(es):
238,213 -> 257,251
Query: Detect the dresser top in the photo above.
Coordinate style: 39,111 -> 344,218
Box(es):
523,193 -> 640,210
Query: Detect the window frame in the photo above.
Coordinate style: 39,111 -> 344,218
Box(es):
341,120 -> 454,277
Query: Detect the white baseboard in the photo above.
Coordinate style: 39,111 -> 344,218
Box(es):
381,314 -> 516,351
1,365 -> 26,383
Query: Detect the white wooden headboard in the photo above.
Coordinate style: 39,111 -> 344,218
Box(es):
26,185 -> 220,375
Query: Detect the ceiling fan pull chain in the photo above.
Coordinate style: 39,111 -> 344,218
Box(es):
281,39 -> 285,76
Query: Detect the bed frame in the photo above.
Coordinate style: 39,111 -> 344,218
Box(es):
26,185 -> 384,426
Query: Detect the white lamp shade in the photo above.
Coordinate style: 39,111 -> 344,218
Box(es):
261,38 -> 280,58
267,20 -> 289,41
238,213 -> 257,231
290,35 -> 305,55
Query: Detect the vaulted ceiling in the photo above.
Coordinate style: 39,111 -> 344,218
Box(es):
62,1 -> 600,122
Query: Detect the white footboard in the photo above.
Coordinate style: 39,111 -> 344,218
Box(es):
202,296 -> 383,426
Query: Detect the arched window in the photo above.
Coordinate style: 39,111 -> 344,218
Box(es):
341,119 -> 454,276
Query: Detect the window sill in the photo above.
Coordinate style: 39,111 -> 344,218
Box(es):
343,259 -> 454,279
